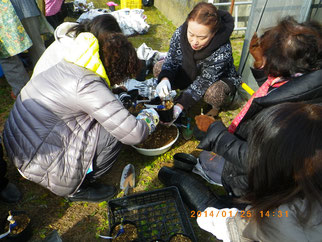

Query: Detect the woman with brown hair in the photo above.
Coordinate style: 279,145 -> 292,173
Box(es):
154,2 -> 241,122
197,102 -> 322,241
196,16 -> 322,197
3,30 -> 159,202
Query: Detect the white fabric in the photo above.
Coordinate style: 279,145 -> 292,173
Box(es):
73,0 -> 94,12
156,78 -> 171,98
110,9 -> 149,36
136,43 -> 158,61
32,22 -> 78,78
197,207 -> 239,242
77,8 -> 150,36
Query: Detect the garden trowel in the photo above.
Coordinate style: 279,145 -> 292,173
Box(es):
120,164 -> 135,196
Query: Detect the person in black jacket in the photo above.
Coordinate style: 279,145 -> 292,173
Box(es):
196,16 -> 322,198
155,2 -> 241,122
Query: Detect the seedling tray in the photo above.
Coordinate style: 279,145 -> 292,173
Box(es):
108,186 -> 196,241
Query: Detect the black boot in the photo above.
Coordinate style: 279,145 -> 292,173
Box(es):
158,167 -> 230,211
0,182 -> 22,203
67,182 -> 117,202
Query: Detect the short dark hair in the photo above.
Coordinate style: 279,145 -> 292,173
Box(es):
187,2 -> 220,34
245,102 -> 322,223
260,16 -> 322,77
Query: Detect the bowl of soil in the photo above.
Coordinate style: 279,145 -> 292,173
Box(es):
168,233 -> 193,242
1,211 -> 32,242
109,221 -> 138,241
132,124 -> 179,156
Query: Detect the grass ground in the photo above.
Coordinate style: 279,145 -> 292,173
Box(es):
0,1 -> 244,241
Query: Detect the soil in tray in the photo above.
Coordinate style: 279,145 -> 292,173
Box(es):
135,124 -> 178,149
4,213 -> 30,235
111,223 -> 138,241
169,233 -> 193,242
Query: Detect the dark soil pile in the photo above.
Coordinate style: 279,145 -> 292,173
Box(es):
135,125 -> 178,149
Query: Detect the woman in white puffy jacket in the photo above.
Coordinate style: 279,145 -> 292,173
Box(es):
3,17 -> 159,203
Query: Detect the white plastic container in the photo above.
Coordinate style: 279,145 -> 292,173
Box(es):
132,125 -> 179,156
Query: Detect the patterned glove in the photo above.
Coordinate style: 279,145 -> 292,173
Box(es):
156,78 -> 171,98
136,108 -> 160,134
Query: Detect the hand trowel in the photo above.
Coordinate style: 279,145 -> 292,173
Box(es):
182,117 -> 193,140
120,164 -> 135,196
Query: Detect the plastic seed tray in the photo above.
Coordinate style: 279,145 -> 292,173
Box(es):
108,186 -> 196,241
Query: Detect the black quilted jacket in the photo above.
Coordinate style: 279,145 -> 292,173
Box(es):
158,11 -> 241,110
198,68 -> 322,197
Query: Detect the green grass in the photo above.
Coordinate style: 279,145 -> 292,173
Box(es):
0,2 -> 244,241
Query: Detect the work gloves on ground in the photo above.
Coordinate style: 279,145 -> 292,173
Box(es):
136,108 -> 159,134
195,115 -> 216,132
156,78 -> 171,98
249,32 -> 264,69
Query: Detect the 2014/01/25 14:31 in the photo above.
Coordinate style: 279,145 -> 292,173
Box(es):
260,210 -> 289,218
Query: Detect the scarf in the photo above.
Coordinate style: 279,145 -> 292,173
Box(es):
180,10 -> 233,83
228,76 -> 288,133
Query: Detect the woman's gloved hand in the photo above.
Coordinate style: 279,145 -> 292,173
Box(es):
156,78 -> 171,98
249,32 -> 264,69
195,115 -> 216,132
136,108 -> 159,134
173,104 -> 183,122
160,104 -> 183,126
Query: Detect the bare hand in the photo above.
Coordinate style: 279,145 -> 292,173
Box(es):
249,32 -> 264,69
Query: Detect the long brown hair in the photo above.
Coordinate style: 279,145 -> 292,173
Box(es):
187,2 -> 220,34
244,102 -> 322,224
97,33 -> 141,86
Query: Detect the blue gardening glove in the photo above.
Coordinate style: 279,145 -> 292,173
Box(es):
156,78 -> 171,98
136,108 -> 159,134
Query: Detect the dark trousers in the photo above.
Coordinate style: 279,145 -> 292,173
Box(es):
0,142 -> 9,190
85,125 -> 123,182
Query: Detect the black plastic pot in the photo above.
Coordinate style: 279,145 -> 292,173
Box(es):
1,211 -> 32,242
173,153 -> 197,171
157,106 -> 174,123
